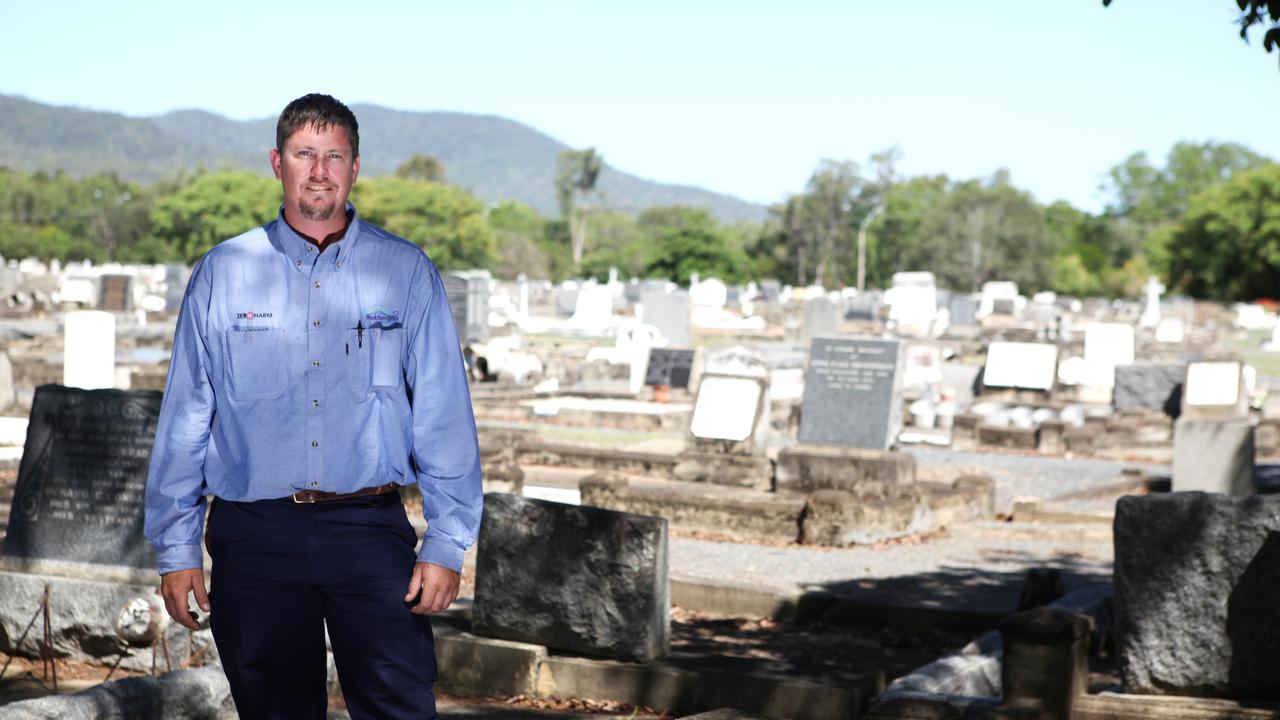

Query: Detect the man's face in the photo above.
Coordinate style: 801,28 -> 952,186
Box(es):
270,123 -> 360,225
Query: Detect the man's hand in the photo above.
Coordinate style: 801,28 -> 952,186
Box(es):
160,568 -> 210,631
404,562 -> 460,615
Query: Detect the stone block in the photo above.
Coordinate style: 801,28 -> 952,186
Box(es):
433,623 -> 547,698
1256,417 -> 1280,457
951,413 -> 980,451
1115,493 -> 1280,699
0,666 -> 233,720
998,607 -> 1092,719
1037,420 -> 1065,456
775,444 -> 916,494
1063,424 -> 1101,455
1114,363 -> 1184,415
978,425 -> 1039,450
1172,417 -> 1255,495
580,475 -> 804,544
802,490 -> 931,546
671,450 -> 773,490
473,493 -> 669,662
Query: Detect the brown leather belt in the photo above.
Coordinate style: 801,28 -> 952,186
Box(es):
289,483 -> 399,504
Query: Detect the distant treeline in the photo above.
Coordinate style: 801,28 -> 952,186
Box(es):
0,140 -> 1276,301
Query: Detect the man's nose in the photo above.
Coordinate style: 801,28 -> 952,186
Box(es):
308,157 -> 329,179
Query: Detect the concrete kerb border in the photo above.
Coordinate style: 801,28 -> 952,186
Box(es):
0,665 -> 233,720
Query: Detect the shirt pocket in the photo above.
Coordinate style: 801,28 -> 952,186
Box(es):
224,328 -> 285,401
371,327 -> 403,390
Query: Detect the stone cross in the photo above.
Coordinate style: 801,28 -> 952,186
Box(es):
1139,276 -> 1165,328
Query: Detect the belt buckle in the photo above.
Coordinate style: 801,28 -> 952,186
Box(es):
292,491 -> 318,504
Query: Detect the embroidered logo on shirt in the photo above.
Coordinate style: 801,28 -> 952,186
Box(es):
235,311 -> 274,321
364,306 -> 402,330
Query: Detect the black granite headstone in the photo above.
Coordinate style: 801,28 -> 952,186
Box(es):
798,337 -> 905,450
3,386 -> 160,577
644,348 -> 695,388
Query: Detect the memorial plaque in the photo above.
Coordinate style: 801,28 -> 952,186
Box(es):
798,337 -> 905,450
983,342 -> 1058,391
1182,361 -> 1248,419
3,386 -> 161,581
689,375 -> 765,442
643,347 -> 695,388
98,274 -> 132,312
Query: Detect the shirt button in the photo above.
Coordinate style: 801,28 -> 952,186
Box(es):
312,360 -> 320,367
312,319 -> 320,327
312,399 -> 319,407
311,440 -> 319,448
314,281 -> 321,289
295,259 -> 302,267
310,480 -> 318,487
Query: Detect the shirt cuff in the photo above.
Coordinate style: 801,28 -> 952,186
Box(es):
417,535 -> 465,573
156,544 -> 204,575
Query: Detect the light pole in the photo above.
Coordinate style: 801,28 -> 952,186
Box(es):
857,204 -> 883,293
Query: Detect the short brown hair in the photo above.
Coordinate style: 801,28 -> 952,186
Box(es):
276,93 -> 360,158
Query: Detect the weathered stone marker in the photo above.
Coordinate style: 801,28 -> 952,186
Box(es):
473,493 -> 670,662
2,385 -> 160,582
1115,493 -> 1280,699
1172,417 -> 1255,495
798,336 -> 904,450
1113,363 -> 1184,415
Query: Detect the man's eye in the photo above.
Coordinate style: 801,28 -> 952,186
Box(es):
328,153 -> 343,161
297,150 -> 313,158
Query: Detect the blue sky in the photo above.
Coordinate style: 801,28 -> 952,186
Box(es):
2,1 -> 1278,213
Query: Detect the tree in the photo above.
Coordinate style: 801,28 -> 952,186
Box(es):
351,176 -> 497,271
1103,1 -> 1280,66
1163,163 -> 1280,300
395,154 -> 446,183
150,171 -> 281,263
1104,142 -> 1270,224
488,200 -> 550,280
644,226 -> 748,284
555,148 -> 602,268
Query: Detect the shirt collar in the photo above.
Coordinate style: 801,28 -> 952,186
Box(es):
269,203 -> 362,273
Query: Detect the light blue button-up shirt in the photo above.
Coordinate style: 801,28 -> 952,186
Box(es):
144,206 -> 482,575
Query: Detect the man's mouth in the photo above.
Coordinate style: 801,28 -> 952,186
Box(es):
305,185 -> 332,192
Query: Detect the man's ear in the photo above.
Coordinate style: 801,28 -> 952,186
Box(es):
351,155 -> 360,185
270,148 -> 282,180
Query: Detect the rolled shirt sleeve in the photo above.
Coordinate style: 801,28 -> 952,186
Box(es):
144,258 -> 217,575
403,258 -> 483,572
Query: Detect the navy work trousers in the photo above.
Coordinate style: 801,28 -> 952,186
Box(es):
206,491 -> 437,720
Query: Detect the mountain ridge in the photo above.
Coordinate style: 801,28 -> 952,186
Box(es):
0,94 -> 767,222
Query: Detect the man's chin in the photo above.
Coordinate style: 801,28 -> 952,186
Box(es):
299,201 -> 338,223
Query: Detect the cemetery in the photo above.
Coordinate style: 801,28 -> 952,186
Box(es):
2,256 -> 1280,720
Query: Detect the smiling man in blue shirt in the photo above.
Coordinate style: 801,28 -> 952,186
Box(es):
144,93 -> 482,719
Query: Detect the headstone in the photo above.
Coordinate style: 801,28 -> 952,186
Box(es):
569,283 -> 613,332
979,281 -> 1019,317
886,272 -> 938,335
902,344 -> 943,389
798,337 -> 905,450
2,386 -> 161,582
991,298 -> 1017,316
982,342 -> 1058,392
801,297 -> 839,345
473,493 -> 669,662
0,351 -> 14,412
689,374 -> 767,445
1113,363 -> 1184,415
444,270 -> 491,343
1139,276 -> 1165,328
1155,318 -> 1185,344
1172,418 -> 1255,495
64,310 -> 116,390
643,347 -> 696,389
1182,361 -> 1248,419
703,345 -> 768,378
1115,493 -> 1280,699
759,280 -> 782,303
641,290 -> 691,347
1084,323 -> 1135,368
948,294 -> 979,327
98,274 -> 132,312
844,294 -> 881,322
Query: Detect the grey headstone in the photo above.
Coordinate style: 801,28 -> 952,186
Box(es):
1115,493 -> 1280,699
444,270 -> 490,343
0,350 -> 14,412
2,386 -> 160,582
98,274 -> 132,312
845,294 -> 882,322
798,337 -> 905,450
1172,417 -> 1255,495
1114,363 -> 1185,416
473,493 -> 669,662
759,280 -> 781,302
992,298 -> 1017,316
642,290 -> 691,346
802,297 -> 839,345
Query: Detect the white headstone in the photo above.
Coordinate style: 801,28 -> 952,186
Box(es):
978,281 -> 1020,318
64,310 -> 116,389
570,284 -> 613,331
1139,276 -> 1165,328
886,272 -> 938,334
689,375 -> 764,442
1185,362 -> 1241,407
983,342 -> 1058,391
1155,318 -> 1185,344
903,344 -> 944,388
1083,323 -> 1136,388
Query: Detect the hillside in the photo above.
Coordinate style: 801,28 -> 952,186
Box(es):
0,95 -> 767,222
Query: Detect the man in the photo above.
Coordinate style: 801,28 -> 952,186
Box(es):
144,93 -> 482,719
